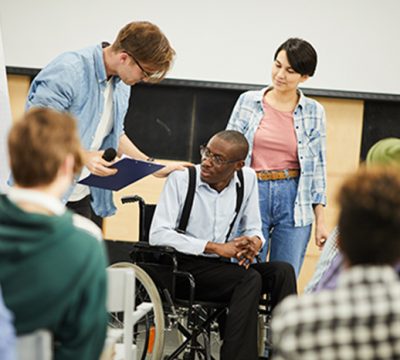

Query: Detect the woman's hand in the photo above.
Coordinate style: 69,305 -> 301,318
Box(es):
313,203 -> 329,249
315,222 -> 329,249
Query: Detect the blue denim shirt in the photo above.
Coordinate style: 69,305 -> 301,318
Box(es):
227,87 -> 327,226
26,44 -> 130,217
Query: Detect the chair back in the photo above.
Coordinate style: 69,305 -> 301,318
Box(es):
107,267 -> 135,360
16,329 -> 52,360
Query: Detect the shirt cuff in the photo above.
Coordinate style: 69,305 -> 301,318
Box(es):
313,193 -> 327,206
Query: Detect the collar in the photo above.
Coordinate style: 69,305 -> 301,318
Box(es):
197,164 -> 240,191
7,188 -> 66,216
94,43 -> 121,85
339,265 -> 398,287
256,86 -> 306,110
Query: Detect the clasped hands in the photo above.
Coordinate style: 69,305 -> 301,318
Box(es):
220,236 -> 263,269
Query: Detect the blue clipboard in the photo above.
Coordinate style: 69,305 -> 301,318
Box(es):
78,158 -> 164,191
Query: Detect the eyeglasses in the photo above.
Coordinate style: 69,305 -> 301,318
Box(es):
200,145 -> 243,166
124,51 -> 155,79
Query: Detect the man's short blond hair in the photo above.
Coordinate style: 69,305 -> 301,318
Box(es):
112,21 -> 175,82
8,108 -> 84,187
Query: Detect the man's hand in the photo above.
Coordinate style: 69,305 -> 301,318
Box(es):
84,150 -> 118,177
153,161 -> 193,178
235,236 -> 263,268
205,241 -> 243,259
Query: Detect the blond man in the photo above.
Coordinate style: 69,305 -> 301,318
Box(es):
26,21 -> 185,222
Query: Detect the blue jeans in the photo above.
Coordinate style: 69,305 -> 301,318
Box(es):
258,178 -> 311,277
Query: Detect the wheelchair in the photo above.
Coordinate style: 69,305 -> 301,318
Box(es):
109,195 -> 272,360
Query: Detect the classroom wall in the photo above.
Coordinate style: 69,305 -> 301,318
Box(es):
2,0 -> 400,95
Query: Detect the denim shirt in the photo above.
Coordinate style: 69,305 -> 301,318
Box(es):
26,44 -> 130,217
227,87 -> 327,226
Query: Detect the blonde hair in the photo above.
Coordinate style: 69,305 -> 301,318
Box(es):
8,108 -> 84,187
112,21 -> 175,82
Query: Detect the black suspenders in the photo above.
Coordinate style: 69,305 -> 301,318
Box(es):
175,167 -> 244,242
176,166 -> 196,234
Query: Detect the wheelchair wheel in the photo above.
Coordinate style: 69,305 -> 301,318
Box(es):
110,262 -> 165,360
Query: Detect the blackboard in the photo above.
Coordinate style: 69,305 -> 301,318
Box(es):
361,100 -> 400,160
124,83 -> 243,162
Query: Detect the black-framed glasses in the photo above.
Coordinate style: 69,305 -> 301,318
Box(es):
124,51 -> 154,79
200,145 -> 243,166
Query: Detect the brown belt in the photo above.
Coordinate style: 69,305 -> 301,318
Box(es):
256,169 -> 300,181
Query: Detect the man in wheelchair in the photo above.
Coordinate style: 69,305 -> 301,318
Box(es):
150,130 -> 297,360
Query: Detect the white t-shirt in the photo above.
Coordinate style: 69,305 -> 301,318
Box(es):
69,80 -> 114,202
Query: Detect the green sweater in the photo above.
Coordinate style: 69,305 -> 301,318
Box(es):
0,195 -> 108,360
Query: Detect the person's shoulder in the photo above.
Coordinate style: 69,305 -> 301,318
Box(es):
301,94 -> 325,113
168,166 -> 194,183
72,214 -> 103,242
43,45 -> 97,74
241,166 -> 256,176
241,167 -> 257,183
239,88 -> 264,102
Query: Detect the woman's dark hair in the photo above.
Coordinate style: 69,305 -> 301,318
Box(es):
274,38 -> 317,76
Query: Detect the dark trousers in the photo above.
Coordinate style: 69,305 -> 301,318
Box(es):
176,256 -> 297,360
66,195 -> 103,229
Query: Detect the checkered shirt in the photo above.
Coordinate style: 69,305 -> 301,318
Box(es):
304,226 -> 340,293
272,265 -> 400,360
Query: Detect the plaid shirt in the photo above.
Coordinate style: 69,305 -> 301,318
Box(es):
272,266 -> 400,359
304,226 -> 340,293
227,87 -> 327,226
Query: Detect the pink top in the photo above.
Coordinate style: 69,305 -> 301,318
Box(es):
251,100 -> 300,171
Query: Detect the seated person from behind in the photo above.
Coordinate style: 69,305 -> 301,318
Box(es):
0,108 -> 108,360
150,130 -> 297,360
272,166 -> 400,359
304,137 -> 400,293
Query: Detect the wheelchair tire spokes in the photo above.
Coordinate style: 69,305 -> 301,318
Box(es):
110,262 -> 165,360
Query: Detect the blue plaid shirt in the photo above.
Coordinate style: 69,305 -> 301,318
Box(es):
227,87 -> 327,226
26,44 -> 130,217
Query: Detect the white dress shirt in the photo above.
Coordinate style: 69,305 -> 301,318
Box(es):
150,165 -> 265,256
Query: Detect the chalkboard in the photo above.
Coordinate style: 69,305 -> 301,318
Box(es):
124,83 -> 242,162
361,100 -> 400,160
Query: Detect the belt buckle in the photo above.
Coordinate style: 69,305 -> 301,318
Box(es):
283,169 -> 289,179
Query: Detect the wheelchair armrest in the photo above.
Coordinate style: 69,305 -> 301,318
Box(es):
129,242 -> 197,307
129,242 -> 180,270
121,195 -> 144,205
130,241 -> 177,254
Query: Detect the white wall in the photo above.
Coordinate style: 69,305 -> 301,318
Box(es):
1,0 -> 399,94
0,22 -> 12,192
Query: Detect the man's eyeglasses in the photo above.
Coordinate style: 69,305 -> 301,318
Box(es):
124,51 -> 155,79
200,145 -> 243,166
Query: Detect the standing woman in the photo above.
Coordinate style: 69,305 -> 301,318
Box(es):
226,38 -> 328,276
